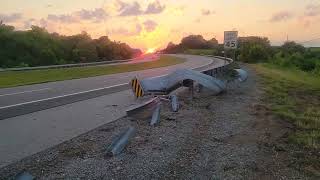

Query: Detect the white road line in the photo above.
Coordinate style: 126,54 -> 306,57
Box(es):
0,88 -> 51,97
0,83 -> 128,110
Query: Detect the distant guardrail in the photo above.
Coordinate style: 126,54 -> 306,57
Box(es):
0,59 -> 131,72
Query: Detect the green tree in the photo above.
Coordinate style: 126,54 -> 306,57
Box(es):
281,41 -> 306,55
238,36 -> 271,63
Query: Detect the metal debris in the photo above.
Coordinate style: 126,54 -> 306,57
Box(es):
107,127 -> 136,156
138,69 -> 227,96
14,172 -> 35,180
150,103 -> 161,126
170,95 -> 179,112
235,69 -> 248,82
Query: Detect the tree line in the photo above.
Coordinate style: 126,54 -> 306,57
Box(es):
237,37 -> 320,75
162,34 -> 320,75
0,23 -> 142,68
162,35 -> 220,54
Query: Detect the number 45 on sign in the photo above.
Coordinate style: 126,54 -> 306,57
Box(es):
224,31 -> 238,49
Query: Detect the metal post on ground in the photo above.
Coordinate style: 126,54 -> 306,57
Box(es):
196,84 -> 203,93
189,80 -> 194,100
170,95 -> 179,112
150,103 -> 161,126
224,50 -> 227,65
106,127 -> 136,156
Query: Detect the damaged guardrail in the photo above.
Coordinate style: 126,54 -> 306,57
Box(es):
126,56 -> 247,120
138,69 -> 226,96
108,56 -> 248,156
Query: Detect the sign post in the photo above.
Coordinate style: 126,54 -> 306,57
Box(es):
224,31 -> 238,61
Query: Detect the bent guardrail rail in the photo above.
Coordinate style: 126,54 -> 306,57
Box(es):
138,69 -> 226,96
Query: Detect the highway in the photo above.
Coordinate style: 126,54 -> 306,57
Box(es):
0,55 -> 211,108
0,54 -> 226,168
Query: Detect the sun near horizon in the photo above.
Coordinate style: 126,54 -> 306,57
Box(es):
145,48 -> 156,54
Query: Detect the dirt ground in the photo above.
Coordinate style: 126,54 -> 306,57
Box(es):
0,66 -> 312,179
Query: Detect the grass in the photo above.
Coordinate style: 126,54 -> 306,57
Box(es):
0,55 -> 185,88
252,63 -> 320,149
184,49 -> 217,56
310,47 -> 320,52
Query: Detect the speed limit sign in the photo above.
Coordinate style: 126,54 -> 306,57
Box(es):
224,31 -> 238,49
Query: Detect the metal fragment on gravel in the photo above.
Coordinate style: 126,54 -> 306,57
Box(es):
14,171 -> 35,180
150,103 -> 161,126
106,127 -> 136,156
235,69 -> 248,82
170,95 -> 179,112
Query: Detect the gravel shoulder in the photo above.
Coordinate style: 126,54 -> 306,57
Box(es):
0,65 -> 310,179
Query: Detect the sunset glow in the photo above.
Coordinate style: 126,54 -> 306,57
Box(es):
1,0 -> 320,50
146,48 -> 156,54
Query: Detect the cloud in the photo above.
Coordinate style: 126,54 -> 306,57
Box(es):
170,6 -> 185,16
47,8 -> 108,23
109,23 -> 142,36
270,11 -> 294,22
76,8 -> 108,22
23,18 -> 36,28
47,14 -> 78,23
143,20 -> 158,32
201,9 -> 214,16
305,4 -> 320,17
0,13 -> 22,23
145,1 -> 165,14
298,14 -> 320,29
118,1 -> 165,16
119,2 -> 143,16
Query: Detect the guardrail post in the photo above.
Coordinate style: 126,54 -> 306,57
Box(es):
196,84 -> 203,93
106,127 -> 136,156
150,103 -> 161,126
189,80 -> 194,100
170,95 -> 179,112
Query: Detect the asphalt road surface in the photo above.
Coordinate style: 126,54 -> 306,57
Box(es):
0,54 -> 211,108
0,55 -> 226,168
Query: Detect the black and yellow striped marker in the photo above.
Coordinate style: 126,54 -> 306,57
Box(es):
131,77 -> 144,98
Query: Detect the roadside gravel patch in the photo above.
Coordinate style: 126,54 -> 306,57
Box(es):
0,65 -> 309,179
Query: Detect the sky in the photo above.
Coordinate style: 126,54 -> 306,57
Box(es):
1,0 -> 320,51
